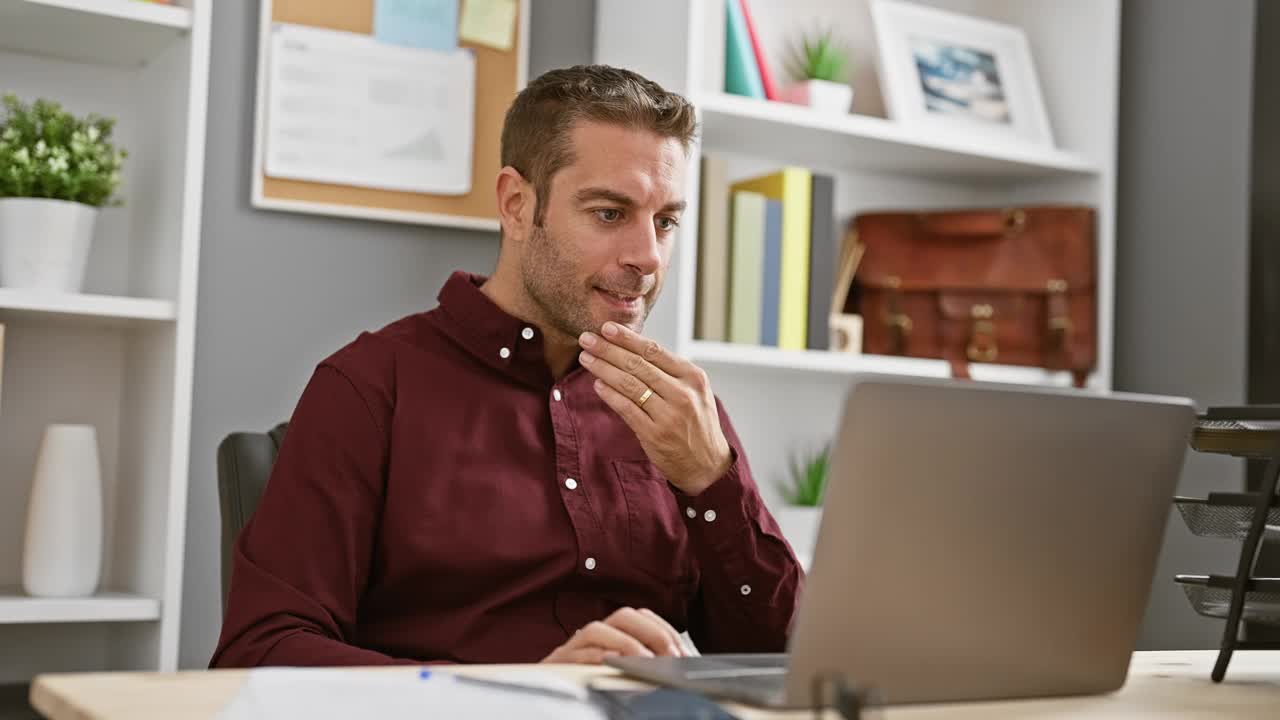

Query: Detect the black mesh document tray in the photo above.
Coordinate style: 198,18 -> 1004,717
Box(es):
1174,493 -> 1280,539
1191,407 -> 1280,458
1176,575 -> 1280,627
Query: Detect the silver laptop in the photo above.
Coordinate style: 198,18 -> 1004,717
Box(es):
607,374 -> 1196,708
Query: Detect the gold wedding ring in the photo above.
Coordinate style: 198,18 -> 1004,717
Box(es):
637,388 -> 654,407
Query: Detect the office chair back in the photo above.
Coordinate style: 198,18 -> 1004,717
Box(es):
215,422 -> 288,610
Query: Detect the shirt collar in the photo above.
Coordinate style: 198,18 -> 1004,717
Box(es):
436,271 -> 555,387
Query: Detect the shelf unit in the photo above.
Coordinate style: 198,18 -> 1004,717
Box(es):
0,290 -> 177,326
0,0 -> 193,67
0,591 -> 160,625
689,339 -> 1085,386
0,0 -> 209,682
697,91 -> 1099,181
595,0 -> 1121,530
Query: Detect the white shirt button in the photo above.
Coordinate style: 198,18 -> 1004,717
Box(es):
522,327 -> 535,340
499,347 -> 511,359
553,389 -> 563,402
686,507 -> 696,519
704,510 -> 717,523
585,557 -> 597,571
740,584 -> 752,596
565,478 -> 578,490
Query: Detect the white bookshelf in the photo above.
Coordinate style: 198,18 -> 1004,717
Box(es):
595,0 -> 1121,516
697,92 -> 1099,180
0,591 -> 160,625
689,340 -> 1084,387
0,0 -> 209,683
0,0 -> 192,66
0,290 -> 177,326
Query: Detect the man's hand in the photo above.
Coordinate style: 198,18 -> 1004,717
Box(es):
542,607 -> 690,664
578,322 -> 732,496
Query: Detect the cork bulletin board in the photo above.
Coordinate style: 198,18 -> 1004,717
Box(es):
250,0 -> 529,231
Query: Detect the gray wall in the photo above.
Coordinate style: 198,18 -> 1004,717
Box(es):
1116,0 -> 1255,649
178,0 -> 597,669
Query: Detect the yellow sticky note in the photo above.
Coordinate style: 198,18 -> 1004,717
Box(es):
459,0 -> 517,51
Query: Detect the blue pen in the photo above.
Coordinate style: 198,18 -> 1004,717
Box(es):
419,668 -> 584,702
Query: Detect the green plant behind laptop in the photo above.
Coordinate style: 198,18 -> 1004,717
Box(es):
786,28 -> 850,83
0,93 -> 126,207
782,444 -> 830,506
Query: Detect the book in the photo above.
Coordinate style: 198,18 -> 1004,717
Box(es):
724,0 -> 766,99
730,168 -> 813,349
805,173 -> 836,350
695,155 -> 731,342
728,191 -> 767,345
832,230 -> 865,317
737,0 -> 779,100
760,198 -> 784,346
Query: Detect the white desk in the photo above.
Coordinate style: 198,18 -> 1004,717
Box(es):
28,650 -> 1280,719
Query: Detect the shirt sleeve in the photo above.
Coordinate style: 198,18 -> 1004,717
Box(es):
209,364 -> 418,668
678,399 -> 806,653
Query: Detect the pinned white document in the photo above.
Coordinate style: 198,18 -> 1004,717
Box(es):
217,667 -> 605,720
265,23 -> 475,195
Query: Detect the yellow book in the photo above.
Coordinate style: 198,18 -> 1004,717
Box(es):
731,168 -> 812,349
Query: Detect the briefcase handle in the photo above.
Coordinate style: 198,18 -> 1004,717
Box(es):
917,209 -> 1026,237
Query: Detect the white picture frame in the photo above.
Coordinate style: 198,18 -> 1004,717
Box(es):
870,0 -> 1055,148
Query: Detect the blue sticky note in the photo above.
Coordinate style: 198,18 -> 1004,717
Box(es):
374,0 -> 459,51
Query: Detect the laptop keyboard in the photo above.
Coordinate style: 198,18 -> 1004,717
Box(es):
677,654 -> 789,680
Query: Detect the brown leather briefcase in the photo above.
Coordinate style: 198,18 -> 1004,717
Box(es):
851,206 -> 1096,386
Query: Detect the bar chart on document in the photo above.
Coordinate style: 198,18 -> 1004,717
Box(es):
265,23 -> 476,195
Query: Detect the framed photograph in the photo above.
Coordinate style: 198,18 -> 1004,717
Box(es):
870,0 -> 1055,148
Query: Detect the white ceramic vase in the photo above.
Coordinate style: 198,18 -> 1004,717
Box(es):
774,505 -> 824,565
22,424 -> 103,598
780,79 -> 855,115
0,197 -> 98,292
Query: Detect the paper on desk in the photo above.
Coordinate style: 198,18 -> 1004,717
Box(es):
459,0 -> 518,50
217,667 -> 605,720
374,0 -> 459,51
265,23 -> 475,195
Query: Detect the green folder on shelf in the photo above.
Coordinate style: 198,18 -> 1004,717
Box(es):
724,0 -> 765,99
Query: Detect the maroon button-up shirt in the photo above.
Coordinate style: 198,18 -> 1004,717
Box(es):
210,272 -> 804,667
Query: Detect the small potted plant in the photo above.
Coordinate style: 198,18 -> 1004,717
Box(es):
775,443 -> 829,563
779,28 -> 854,114
0,94 -> 126,292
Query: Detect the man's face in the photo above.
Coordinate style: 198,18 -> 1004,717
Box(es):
519,121 -> 687,341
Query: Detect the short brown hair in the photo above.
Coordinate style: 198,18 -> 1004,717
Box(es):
500,64 -> 698,227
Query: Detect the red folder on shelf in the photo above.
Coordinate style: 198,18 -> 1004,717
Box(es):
738,0 -> 778,100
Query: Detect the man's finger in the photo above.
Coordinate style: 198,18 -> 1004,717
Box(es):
578,620 -> 655,658
600,322 -> 696,378
580,351 -> 668,417
638,608 -> 688,657
580,331 -> 680,399
593,378 -> 655,435
607,607 -> 682,657
565,647 -> 620,665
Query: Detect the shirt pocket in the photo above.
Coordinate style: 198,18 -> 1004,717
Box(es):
611,459 -> 697,586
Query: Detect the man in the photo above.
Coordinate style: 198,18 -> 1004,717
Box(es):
211,65 -> 803,667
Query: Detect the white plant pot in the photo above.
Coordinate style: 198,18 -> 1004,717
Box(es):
780,79 -> 855,115
0,197 -> 99,292
22,424 -> 103,598
774,506 -> 824,564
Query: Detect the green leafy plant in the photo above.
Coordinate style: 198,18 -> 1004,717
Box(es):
786,28 -> 851,83
780,444 -> 830,507
0,94 -> 126,207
